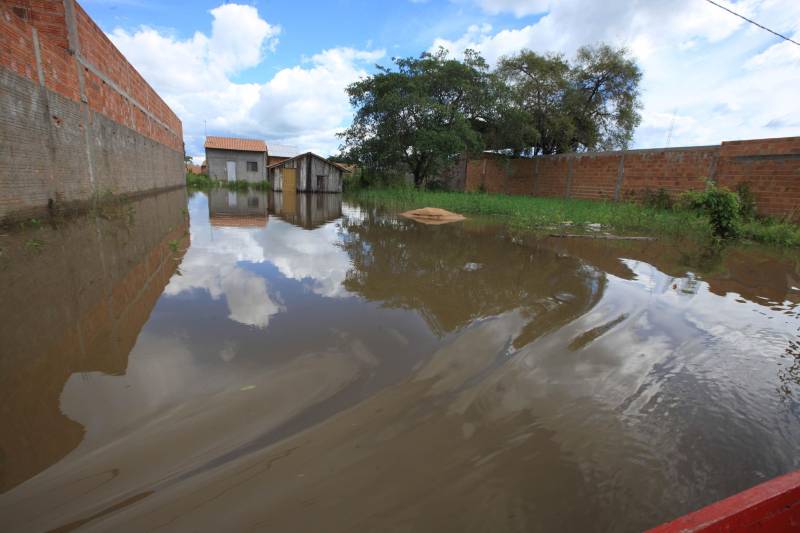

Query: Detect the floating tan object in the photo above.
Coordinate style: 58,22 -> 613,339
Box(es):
400,207 -> 466,225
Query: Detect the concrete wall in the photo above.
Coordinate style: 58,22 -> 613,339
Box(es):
0,1 -> 184,222
205,148 -> 266,183
461,136 -> 800,219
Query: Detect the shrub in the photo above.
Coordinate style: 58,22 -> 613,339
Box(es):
252,180 -> 271,191
735,182 -> 758,221
680,180 -> 740,241
224,180 -> 251,191
185,172 -> 216,189
641,188 -> 673,210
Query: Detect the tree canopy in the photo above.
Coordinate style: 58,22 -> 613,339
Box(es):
495,45 -> 642,155
340,44 -> 642,187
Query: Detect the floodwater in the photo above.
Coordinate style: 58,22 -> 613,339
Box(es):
1,188 -> 799,532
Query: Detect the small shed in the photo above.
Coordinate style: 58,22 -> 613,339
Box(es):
268,152 -> 350,193
204,136 -> 267,183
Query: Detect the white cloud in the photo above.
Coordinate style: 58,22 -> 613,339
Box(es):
435,0 -> 800,147
109,4 -> 383,159
165,203 -> 284,328
256,218 -> 353,298
166,192 -> 353,316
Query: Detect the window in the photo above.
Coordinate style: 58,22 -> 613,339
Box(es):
247,161 -> 258,171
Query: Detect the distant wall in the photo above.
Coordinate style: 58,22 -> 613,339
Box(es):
461,136 -> 800,219
0,0 -> 184,222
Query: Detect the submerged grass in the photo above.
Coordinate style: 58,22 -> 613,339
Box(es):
349,188 -> 710,240
348,188 -> 800,247
185,172 -> 270,192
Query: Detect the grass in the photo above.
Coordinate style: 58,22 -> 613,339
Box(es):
347,188 -> 800,248
740,219 -> 800,247
25,238 -> 45,252
186,172 -> 217,189
185,172 -> 270,192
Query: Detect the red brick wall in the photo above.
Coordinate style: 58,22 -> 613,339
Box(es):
465,137 -> 800,219
0,0 -> 182,151
716,138 -> 800,216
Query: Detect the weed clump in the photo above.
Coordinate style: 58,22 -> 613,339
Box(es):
186,172 -> 216,189
680,181 -> 740,241
641,188 -> 673,210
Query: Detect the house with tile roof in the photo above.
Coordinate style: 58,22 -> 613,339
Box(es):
204,136 -> 267,183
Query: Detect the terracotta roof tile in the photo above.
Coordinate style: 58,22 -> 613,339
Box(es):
204,136 -> 266,152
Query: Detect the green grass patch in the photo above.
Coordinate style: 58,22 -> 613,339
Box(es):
347,188 -> 800,248
739,219 -> 800,247
186,172 -> 270,192
186,172 -> 217,189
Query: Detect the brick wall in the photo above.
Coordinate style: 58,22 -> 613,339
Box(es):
464,137 -> 800,219
0,0 -> 184,222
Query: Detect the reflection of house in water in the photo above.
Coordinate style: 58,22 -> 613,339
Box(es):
269,192 -> 342,229
208,189 -> 269,228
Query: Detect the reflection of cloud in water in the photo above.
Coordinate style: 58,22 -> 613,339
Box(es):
165,194 -> 352,331
254,219 -> 352,298
165,212 -> 282,328
221,268 -> 283,328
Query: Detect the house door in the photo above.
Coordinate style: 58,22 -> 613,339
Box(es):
283,167 -> 297,191
226,161 -> 236,182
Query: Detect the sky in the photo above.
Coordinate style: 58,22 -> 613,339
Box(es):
80,0 -> 800,161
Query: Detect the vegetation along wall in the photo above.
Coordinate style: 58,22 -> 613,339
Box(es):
463,136 -> 800,219
0,0 -> 184,222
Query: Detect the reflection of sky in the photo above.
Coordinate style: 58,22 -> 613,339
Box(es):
165,193 -> 354,327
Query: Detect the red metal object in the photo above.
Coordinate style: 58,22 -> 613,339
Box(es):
647,470 -> 800,532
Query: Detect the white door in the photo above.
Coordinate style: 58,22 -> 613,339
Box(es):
226,161 -> 236,182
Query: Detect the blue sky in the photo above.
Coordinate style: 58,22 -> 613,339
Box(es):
81,0 -> 800,160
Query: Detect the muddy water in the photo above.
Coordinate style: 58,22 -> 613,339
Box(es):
1,189 -> 799,532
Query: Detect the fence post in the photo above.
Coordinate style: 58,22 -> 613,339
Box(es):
565,157 -> 574,199
614,152 -> 625,201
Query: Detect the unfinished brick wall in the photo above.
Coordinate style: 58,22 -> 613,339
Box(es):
0,0 -> 184,222
464,137 -> 800,218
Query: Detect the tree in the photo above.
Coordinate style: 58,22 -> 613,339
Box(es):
340,48 -> 494,188
495,45 -> 642,155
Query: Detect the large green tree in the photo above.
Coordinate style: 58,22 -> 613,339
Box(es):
495,45 -> 642,155
341,48 -> 495,188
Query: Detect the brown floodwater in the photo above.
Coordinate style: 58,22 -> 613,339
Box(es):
1,188 -> 799,532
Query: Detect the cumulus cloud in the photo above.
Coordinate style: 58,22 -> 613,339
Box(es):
256,218 -> 353,298
109,4 -> 383,158
165,201 -> 283,328
435,0 -> 800,147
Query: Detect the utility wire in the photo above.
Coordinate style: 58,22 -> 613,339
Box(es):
703,0 -> 800,47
